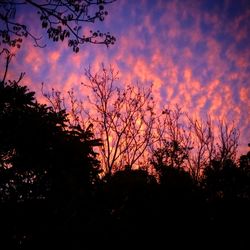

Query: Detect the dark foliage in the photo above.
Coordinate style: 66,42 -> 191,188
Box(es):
0,78 -> 249,249
201,154 -> 250,249
0,80 -> 101,248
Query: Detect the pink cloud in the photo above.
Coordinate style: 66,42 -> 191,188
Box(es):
240,87 -> 250,103
7,0 -> 250,157
48,51 -> 60,63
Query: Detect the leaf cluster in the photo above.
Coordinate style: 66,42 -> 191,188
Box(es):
0,0 -> 116,51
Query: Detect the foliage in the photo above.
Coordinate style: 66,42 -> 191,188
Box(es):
0,0 -> 116,52
0,71 -> 103,247
0,79 -> 101,201
203,149 -> 250,202
0,76 -> 249,248
1,48 -> 248,247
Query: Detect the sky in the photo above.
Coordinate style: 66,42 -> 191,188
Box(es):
2,0 -> 250,155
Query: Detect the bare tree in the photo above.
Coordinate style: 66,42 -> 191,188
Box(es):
216,120 -> 239,162
186,117 -> 215,181
149,107 -> 239,182
41,65 -> 240,180
149,106 -> 192,175
82,65 -> 156,175
0,0 -> 116,52
186,117 -> 239,181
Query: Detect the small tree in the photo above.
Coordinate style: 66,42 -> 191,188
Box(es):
149,106 -> 191,173
82,65 -> 156,175
186,117 -> 239,181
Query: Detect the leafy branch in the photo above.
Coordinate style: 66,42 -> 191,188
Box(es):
0,0 -> 116,52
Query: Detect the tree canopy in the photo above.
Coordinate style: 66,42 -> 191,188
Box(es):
0,72 -> 103,247
0,75 -> 250,248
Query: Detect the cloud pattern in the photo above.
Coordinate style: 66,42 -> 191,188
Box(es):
6,0 -> 250,155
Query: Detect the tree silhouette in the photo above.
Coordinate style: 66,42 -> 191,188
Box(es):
239,146 -> 250,201
149,107 -> 191,171
201,145 -> 250,249
0,72 -> 102,247
186,117 -> 239,181
44,66 -> 240,183
1,70 -> 249,248
97,167 -> 158,248
0,0 -> 116,52
2,42 -> 248,247
80,65 -> 156,175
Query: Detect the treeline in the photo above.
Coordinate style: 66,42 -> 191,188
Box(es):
1,74 -> 250,249
1,1 -> 249,247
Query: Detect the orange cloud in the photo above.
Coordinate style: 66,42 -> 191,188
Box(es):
49,51 -> 60,63
24,46 -> 43,73
240,87 -> 249,103
7,0 -> 250,157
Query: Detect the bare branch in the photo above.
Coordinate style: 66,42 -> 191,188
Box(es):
0,48 -> 13,83
0,48 -> 25,84
82,65 -> 155,174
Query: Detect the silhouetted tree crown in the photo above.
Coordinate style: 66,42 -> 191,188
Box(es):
0,80 -> 101,203
203,147 -> 250,202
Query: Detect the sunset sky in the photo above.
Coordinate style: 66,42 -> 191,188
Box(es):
4,0 -> 250,155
